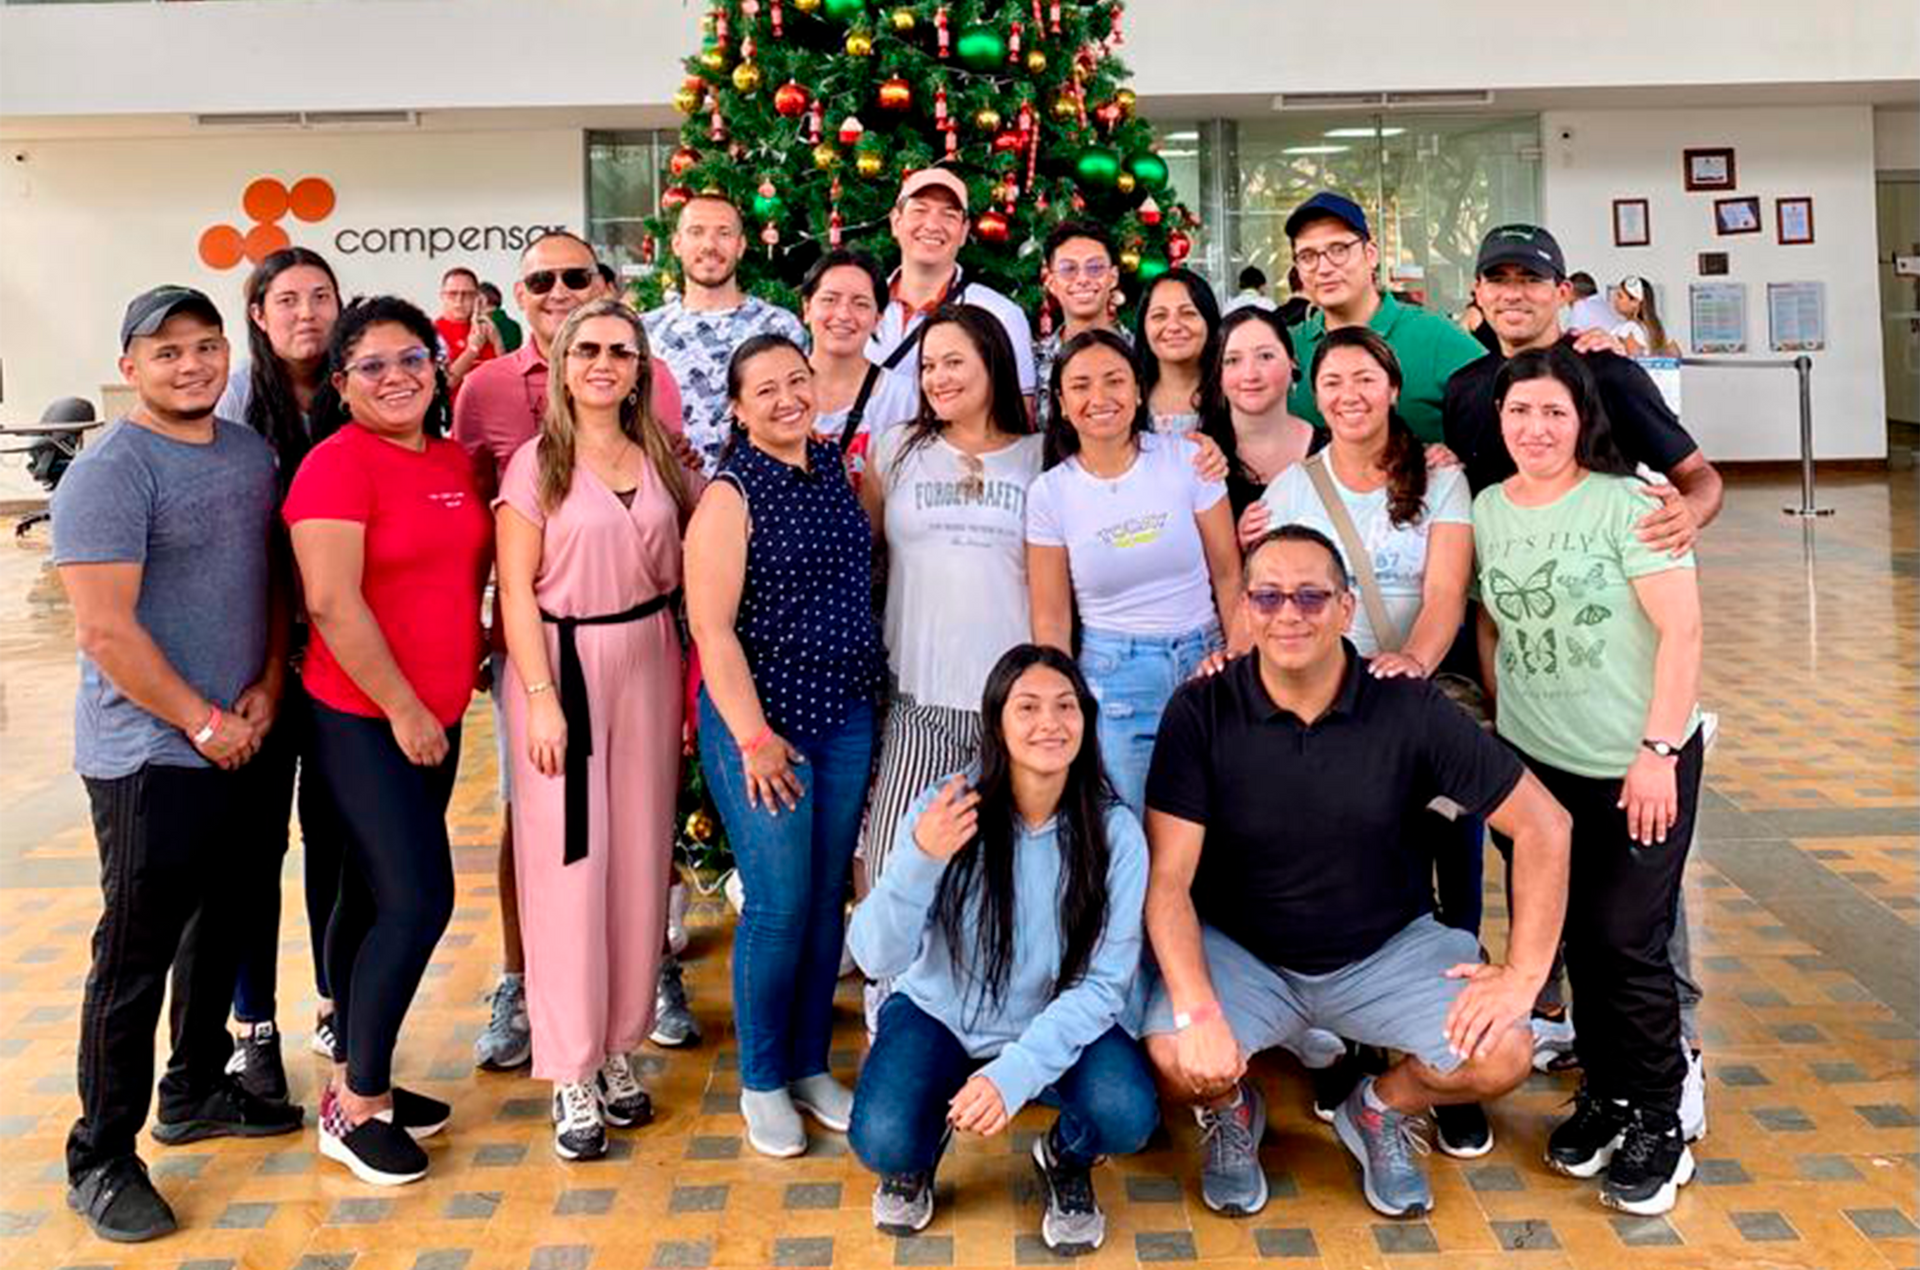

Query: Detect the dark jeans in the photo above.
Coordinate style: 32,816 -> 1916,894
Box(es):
850,995 -> 1159,1176
232,675 -> 347,1022
1529,734 -> 1703,1113
68,762 -> 262,1179
309,702 -> 459,1096
698,691 -> 873,1092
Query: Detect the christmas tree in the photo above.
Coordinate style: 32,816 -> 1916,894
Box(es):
635,0 -> 1196,318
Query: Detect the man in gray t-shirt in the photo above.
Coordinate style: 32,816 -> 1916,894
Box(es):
50,285 -> 301,1245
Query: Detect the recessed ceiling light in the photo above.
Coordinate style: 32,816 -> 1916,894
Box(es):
1323,126 -> 1406,138
1282,145 -> 1351,155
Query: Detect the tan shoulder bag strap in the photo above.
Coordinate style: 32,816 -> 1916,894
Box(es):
1302,451 -> 1404,653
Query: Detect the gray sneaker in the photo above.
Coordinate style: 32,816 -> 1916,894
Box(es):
1197,1081 -> 1268,1216
473,975 -> 531,1071
1333,1078 -> 1433,1218
1032,1129 -> 1105,1255
871,1171 -> 934,1236
648,955 -> 701,1048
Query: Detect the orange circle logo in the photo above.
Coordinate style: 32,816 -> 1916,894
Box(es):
199,175 -> 336,271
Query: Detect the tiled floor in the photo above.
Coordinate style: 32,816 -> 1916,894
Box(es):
1,464 -> 1915,1270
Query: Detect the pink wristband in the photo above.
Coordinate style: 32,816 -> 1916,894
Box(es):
192,706 -> 222,746
741,725 -> 774,756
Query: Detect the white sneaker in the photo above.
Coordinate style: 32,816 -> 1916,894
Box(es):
722,868 -> 745,916
1531,1012 -> 1577,1072
1701,710 -> 1720,758
666,881 -> 690,955
1679,1047 -> 1707,1142
552,1081 -> 607,1161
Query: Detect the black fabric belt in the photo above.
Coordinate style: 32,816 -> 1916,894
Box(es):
540,590 -> 678,865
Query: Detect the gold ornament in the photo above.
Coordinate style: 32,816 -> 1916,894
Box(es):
699,47 -> 728,72
673,85 -> 703,114
890,7 -> 916,31
855,149 -> 886,177
731,60 -> 763,93
974,106 -> 1002,132
1119,247 -> 1142,273
792,0 -> 821,11
1026,48 -> 1048,74
1116,171 -> 1136,194
845,29 -> 874,55
684,809 -> 715,843
1115,87 -> 1137,117
812,142 -> 841,170
1049,92 -> 1078,123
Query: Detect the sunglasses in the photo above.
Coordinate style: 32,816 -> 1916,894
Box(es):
344,347 -> 434,382
522,267 -> 596,296
567,341 -> 641,364
1051,259 -> 1112,282
1246,585 -> 1336,617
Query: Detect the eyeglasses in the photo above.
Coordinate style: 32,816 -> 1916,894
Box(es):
1293,238 -> 1365,272
567,341 -> 641,364
1245,585 -> 1336,617
345,347 -> 434,382
1051,260 -> 1112,282
522,267 -> 596,296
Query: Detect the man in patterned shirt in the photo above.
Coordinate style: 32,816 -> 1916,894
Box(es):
644,194 -> 805,474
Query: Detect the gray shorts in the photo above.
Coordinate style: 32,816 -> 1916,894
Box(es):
1138,916 -> 1481,1074
490,650 -> 512,806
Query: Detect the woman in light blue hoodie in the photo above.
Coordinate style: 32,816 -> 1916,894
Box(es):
847,644 -> 1156,1256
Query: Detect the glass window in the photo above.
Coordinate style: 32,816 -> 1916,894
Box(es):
586,130 -> 671,276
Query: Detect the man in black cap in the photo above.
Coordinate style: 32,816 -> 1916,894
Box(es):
1283,191 -> 1487,443
52,285 -> 303,1243
1444,224 -> 1723,554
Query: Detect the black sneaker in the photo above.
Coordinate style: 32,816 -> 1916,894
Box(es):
1601,1105 -> 1695,1216
317,1086 -> 428,1184
1310,1041 -> 1384,1122
151,1076 -> 303,1145
66,1156 -> 176,1243
1433,1102 -> 1494,1158
1545,1083 -> 1632,1179
311,1011 -> 342,1061
1031,1125 -> 1105,1255
391,1086 -> 451,1140
224,1020 -> 289,1103
551,1081 -> 607,1161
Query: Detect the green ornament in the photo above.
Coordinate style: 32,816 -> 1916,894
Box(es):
753,191 -> 784,220
1074,146 -> 1121,188
1125,151 -> 1170,192
1137,252 -> 1171,282
823,0 -> 867,21
956,24 -> 1007,70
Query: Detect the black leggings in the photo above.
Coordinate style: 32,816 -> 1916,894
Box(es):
310,701 -> 459,1096
232,675 -> 348,1022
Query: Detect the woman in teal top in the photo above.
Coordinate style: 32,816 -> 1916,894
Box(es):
1471,344 -> 1703,1219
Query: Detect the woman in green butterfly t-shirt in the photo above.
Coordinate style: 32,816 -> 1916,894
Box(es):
1471,345 -> 1703,1219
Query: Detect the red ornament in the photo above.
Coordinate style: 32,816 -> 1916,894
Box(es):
774,79 -> 810,117
714,6 -> 730,49
1139,196 -> 1162,226
808,99 -> 823,142
669,146 -> 701,177
992,130 -> 1024,154
1168,230 -> 1192,263
878,77 -> 912,112
1049,1 -> 1061,34
663,185 -> 693,211
708,104 -> 728,143
1094,102 -> 1121,130
771,0 -> 783,37
761,223 -> 780,251
944,129 -> 958,160
936,6 -> 950,57
641,234 -> 656,264
975,209 -> 1010,243
838,115 -> 866,146
829,208 -> 844,247
1008,21 -> 1022,62
934,85 -> 949,125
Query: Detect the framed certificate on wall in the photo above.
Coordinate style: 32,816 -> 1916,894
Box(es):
1689,282 -> 1748,354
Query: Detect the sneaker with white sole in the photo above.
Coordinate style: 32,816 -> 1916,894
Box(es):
1032,1126 -> 1105,1254
473,975 -> 532,1070
1601,1105 -> 1695,1216
1197,1081 -> 1267,1216
1546,1083 -> 1631,1178
223,1021 -> 289,1104
597,1053 -> 653,1128
551,1081 -> 606,1161
317,1088 -> 428,1185
1433,1102 -> 1494,1159
1530,1011 -> 1578,1073
648,956 -> 701,1048
311,1011 -> 341,1061
789,1073 -> 854,1134
740,1087 -> 806,1158
1679,1047 -> 1706,1142
1333,1079 -> 1433,1219
390,1086 -> 451,1140
872,1170 -> 934,1236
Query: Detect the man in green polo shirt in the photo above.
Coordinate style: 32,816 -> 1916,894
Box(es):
1284,192 -> 1485,443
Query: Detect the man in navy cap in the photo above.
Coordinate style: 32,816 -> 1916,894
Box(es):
53,286 -> 304,1243
1283,192 -> 1487,444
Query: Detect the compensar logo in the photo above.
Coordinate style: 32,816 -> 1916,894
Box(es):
198,175 -> 337,271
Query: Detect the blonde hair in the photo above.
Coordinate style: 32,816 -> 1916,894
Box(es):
538,299 -> 692,518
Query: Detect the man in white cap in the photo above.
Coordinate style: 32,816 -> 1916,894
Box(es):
869,167 -> 1037,413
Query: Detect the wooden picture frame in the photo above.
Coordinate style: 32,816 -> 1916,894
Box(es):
1697,251 -> 1729,276
1684,147 -> 1737,192
1776,196 -> 1815,245
1612,198 -> 1651,247
1714,196 -> 1762,237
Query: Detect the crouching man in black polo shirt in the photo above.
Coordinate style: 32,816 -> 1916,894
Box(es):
1138,525 -> 1571,1220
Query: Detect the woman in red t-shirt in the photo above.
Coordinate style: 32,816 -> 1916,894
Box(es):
285,296 -> 493,1187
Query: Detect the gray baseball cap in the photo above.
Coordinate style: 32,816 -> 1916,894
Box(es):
120,285 -> 223,350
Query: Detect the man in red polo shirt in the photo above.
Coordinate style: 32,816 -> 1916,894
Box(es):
453,230 -> 687,1073
434,266 -> 501,400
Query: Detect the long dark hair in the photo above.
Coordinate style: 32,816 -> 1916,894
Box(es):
895,304 -> 1032,468
930,644 -> 1116,1021
799,247 -> 888,310
1201,306 -> 1300,485
1308,325 -> 1426,527
1043,328 -> 1150,468
326,295 -> 452,438
1133,267 -> 1222,416
1493,344 -> 1637,477
720,332 -> 810,466
241,247 -> 343,482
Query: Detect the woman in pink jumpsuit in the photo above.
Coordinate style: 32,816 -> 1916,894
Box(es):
494,299 -> 696,1161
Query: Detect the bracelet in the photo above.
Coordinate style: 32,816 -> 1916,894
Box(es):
741,725 -> 774,756
1173,1001 -> 1222,1032
525,681 -> 554,697
191,706 -> 221,746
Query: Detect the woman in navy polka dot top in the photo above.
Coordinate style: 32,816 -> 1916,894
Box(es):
685,333 -> 882,1158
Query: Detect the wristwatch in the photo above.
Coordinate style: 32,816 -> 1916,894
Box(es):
1641,737 -> 1681,758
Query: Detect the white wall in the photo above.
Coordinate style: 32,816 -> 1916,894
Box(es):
0,128 -> 583,499
1876,108 -> 1919,171
1542,106 -> 1886,462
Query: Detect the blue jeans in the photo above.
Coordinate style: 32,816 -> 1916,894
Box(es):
850,995 -> 1158,1176
699,691 -> 874,1092
1079,624 -> 1221,817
